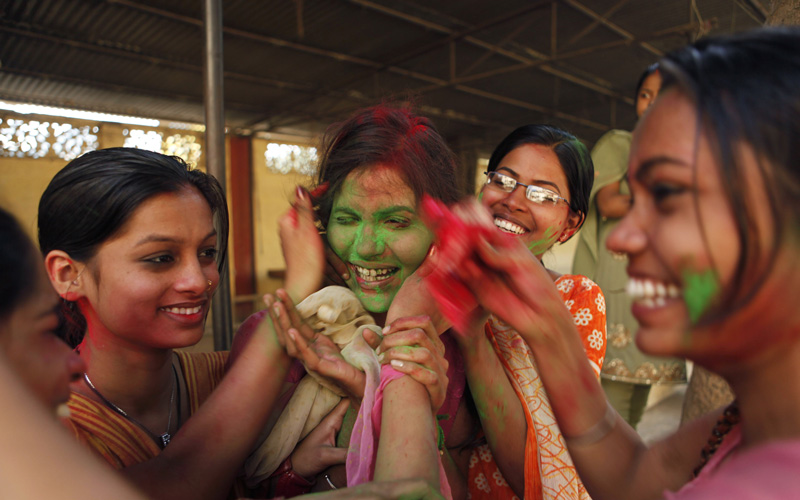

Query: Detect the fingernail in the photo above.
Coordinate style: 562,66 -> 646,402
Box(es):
341,272 -> 350,280
375,345 -> 382,355
273,304 -> 281,317
390,359 -> 404,368
382,326 -> 391,335
296,186 -> 307,201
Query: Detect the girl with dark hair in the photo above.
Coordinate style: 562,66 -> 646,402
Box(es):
242,105 -> 469,498
574,63 -> 686,429
271,117 -> 605,499
426,124 -> 605,499
0,206 -> 85,415
38,148 -> 341,499
0,206 -> 146,499
449,27 -> 800,499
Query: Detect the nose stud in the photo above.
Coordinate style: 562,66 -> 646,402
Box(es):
207,280 -> 213,290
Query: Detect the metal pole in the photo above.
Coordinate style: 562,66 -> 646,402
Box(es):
203,0 -> 233,351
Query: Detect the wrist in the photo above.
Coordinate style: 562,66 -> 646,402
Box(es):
270,455 -> 315,497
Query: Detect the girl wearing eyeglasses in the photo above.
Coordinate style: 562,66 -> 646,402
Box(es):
444,124 -> 605,499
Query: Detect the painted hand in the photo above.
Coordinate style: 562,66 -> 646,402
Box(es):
290,399 -> 350,479
457,229 -> 576,348
369,315 -> 449,412
281,185 -> 326,303
323,244 -> 350,288
273,289 -> 367,402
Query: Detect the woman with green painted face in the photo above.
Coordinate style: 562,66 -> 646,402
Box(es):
448,27 -> 800,499
248,105 -> 471,498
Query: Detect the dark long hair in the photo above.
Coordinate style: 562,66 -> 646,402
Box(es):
38,147 -> 229,346
314,105 -> 461,226
658,26 -> 800,311
486,124 -> 594,230
0,208 -> 39,320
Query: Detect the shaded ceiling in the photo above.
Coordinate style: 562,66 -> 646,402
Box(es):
0,0 -> 764,155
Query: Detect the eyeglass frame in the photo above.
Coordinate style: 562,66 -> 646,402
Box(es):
483,171 -> 570,207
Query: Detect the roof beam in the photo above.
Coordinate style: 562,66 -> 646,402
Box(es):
102,0 -> 610,131
558,0 -> 663,57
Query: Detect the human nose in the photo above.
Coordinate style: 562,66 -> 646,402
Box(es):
354,224 -> 385,259
175,257 -> 211,294
606,208 -> 647,256
501,183 -> 529,212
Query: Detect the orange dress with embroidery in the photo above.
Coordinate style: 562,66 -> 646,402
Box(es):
467,274 -> 606,500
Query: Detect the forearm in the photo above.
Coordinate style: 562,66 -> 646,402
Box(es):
375,376 -> 440,490
459,334 -> 526,496
124,322 -> 291,500
522,317 -> 685,500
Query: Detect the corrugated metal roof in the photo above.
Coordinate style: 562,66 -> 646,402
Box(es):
0,0 -> 764,152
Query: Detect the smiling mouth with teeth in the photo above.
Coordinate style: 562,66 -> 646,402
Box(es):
494,217 -> 527,235
161,305 -> 203,315
352,264 -> 398,282
626,278 -> 681,307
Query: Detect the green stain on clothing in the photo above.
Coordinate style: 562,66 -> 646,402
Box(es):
682,268 -> 720,323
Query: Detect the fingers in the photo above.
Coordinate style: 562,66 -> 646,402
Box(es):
362,327 -> 383,350
321,399 -> 351,433
325,245 -> 350,282
316,446 -> 348,467
262,294 -> 288,347
380,319 -> 444,356
275,289 -> 316,341
286,327 -> 321,367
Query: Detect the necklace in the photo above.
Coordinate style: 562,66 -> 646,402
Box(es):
83,364 -> 180,449
693,400 -> 740,477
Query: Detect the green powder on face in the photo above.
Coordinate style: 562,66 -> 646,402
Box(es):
682,268 -> 720,323
526,226 -> 558,254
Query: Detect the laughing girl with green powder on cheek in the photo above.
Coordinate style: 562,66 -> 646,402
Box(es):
240,105 -> 472,498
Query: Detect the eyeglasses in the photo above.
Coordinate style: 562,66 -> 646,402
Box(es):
483,171 -> 569,207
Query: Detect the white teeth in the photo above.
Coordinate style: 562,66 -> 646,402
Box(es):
493,218 -> 526,235
627,278 -> 682,307
352,265 -> 396,282
162,306 -> 202,315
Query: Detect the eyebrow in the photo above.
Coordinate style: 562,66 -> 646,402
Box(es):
332,205 -> 416,218
497,166 -> 563,193
134,229 -> 217,247
634,155 -> 691,182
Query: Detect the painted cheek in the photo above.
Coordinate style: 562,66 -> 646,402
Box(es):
526,226 -> 560,254
682,267 -> 721,324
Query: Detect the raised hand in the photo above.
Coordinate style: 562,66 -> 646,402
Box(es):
364,315 -> 449,412
272,289 -> 366,402
281,185 -> 327,304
